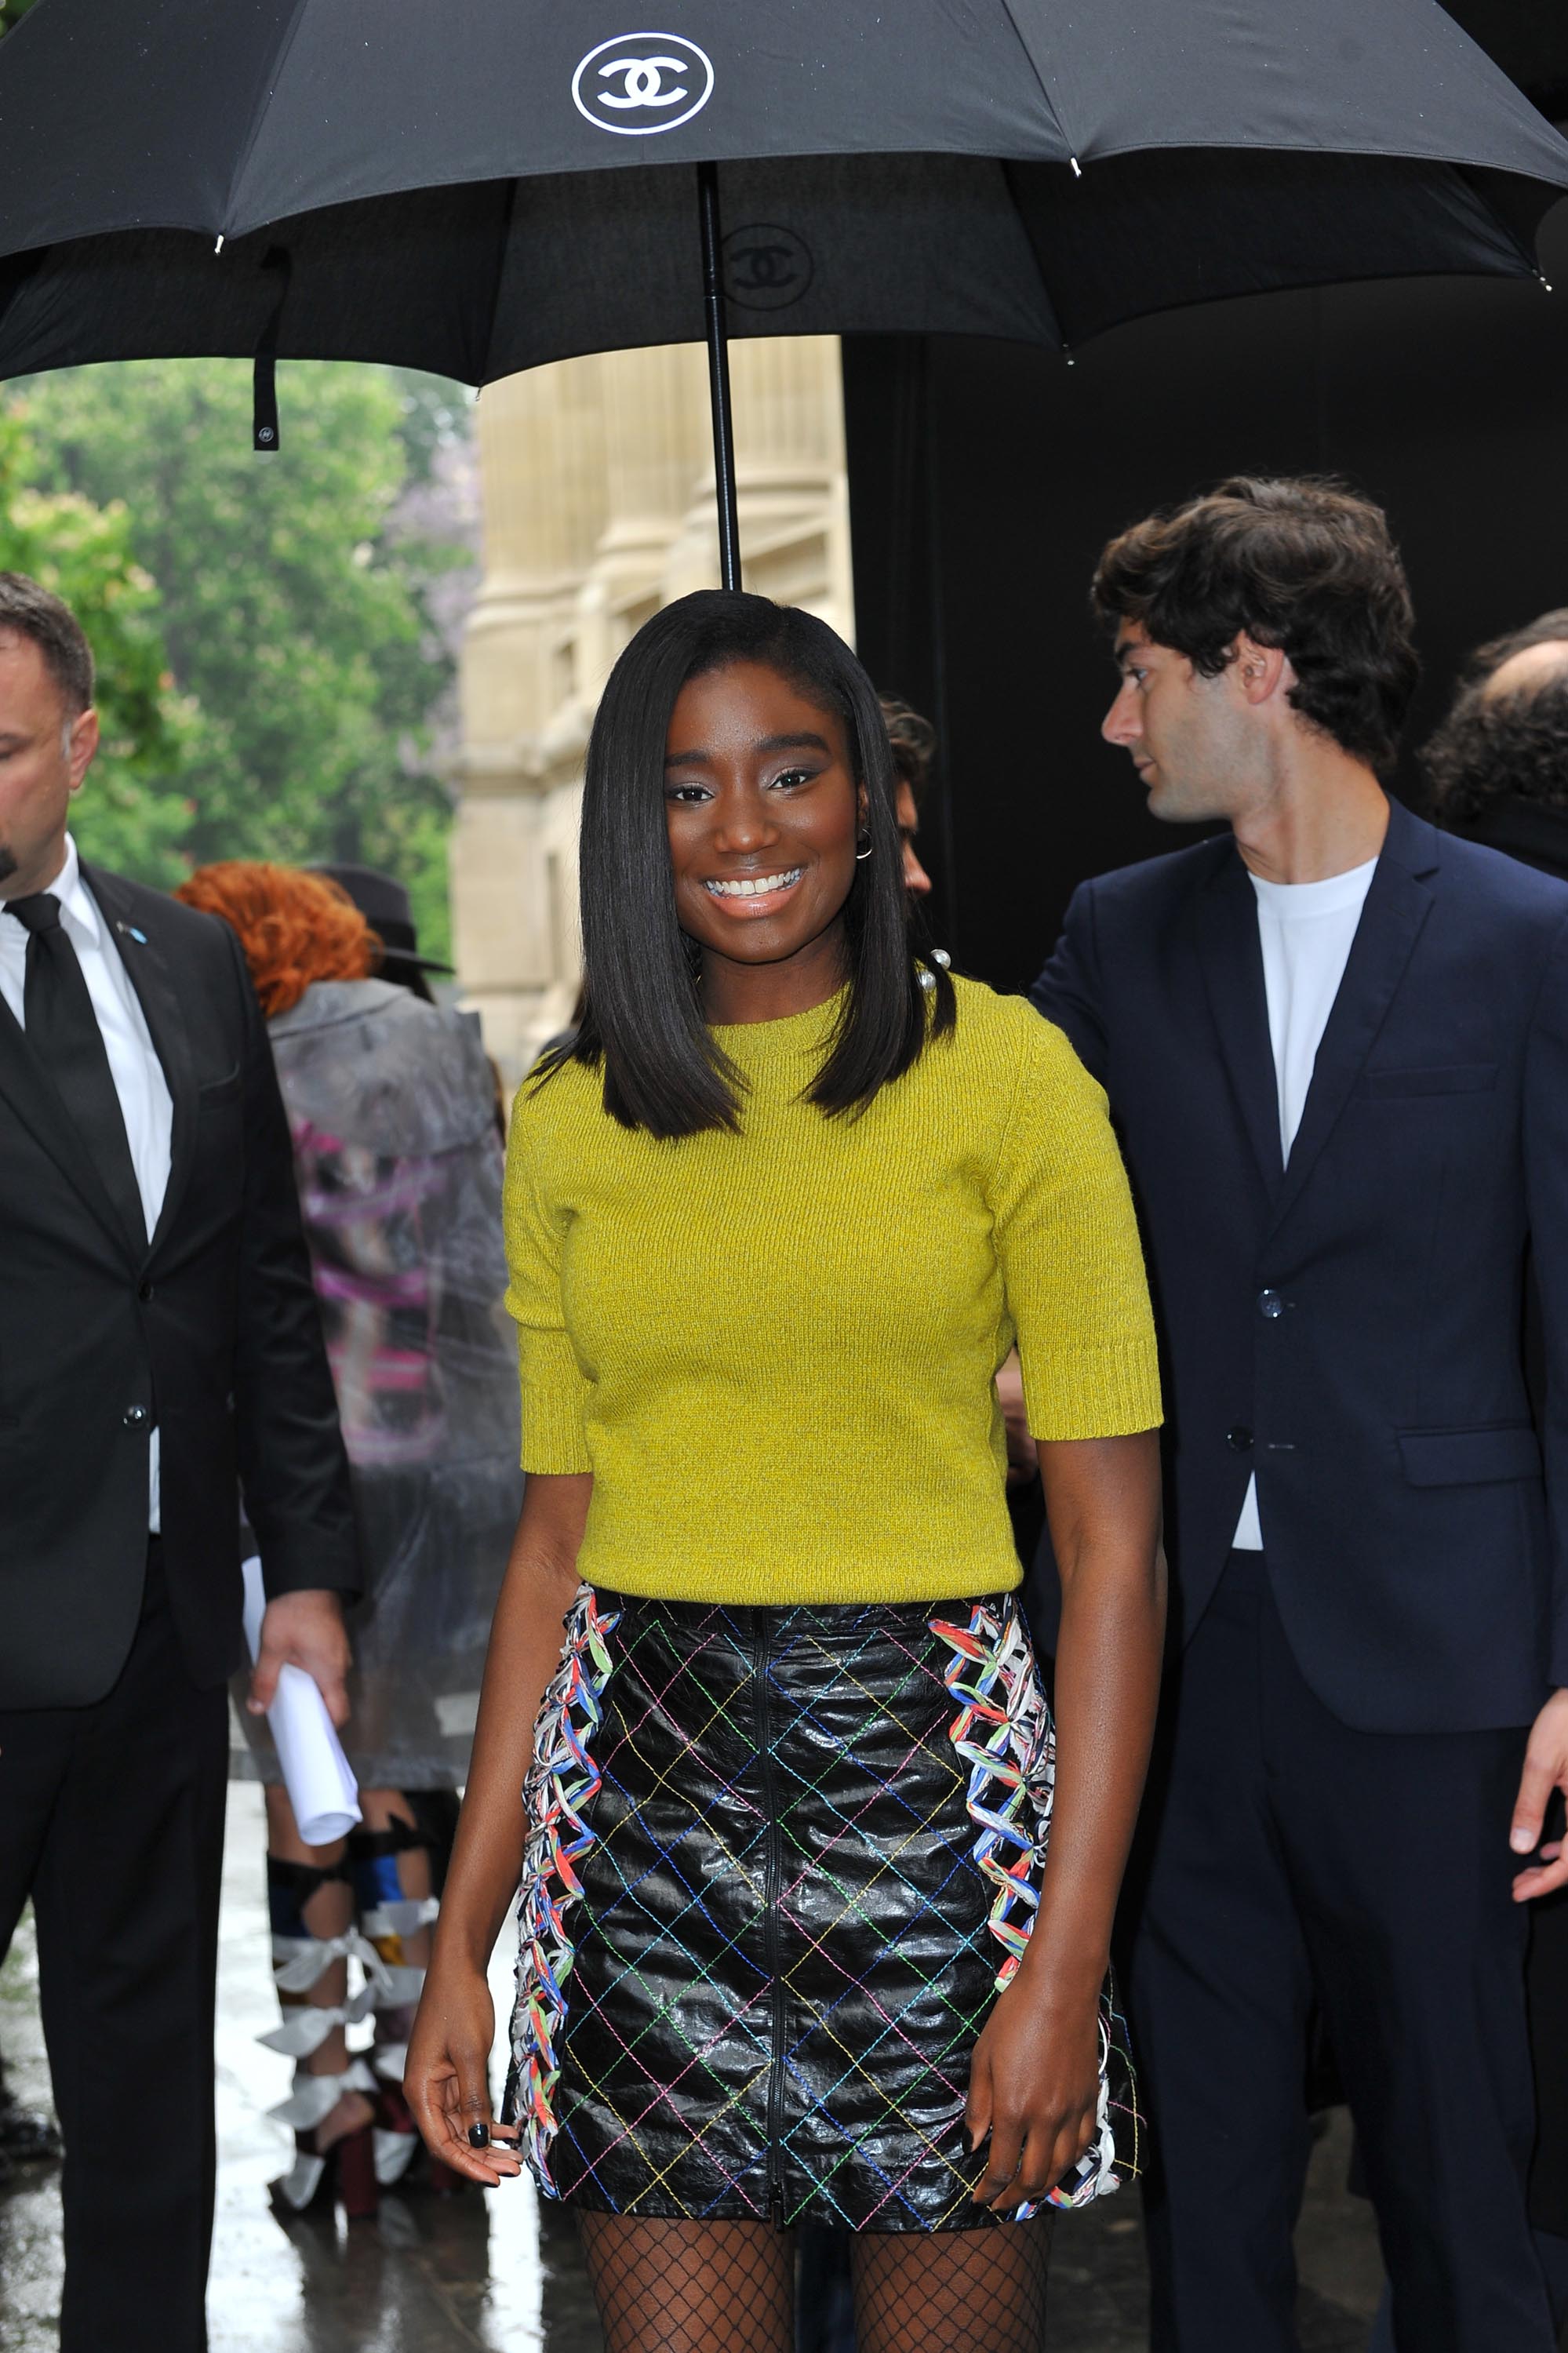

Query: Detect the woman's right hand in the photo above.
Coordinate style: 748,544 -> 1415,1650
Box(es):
404,1959 -> 524,2187
401,1486 -> 592,2188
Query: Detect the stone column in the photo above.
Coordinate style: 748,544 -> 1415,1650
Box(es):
660,335 -> 854,642
449,358 -> 607,1082
573,343 -> 711,705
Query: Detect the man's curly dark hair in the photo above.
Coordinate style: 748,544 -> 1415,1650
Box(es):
1423,610 -> 1568,827
1092,475 -> 1420,777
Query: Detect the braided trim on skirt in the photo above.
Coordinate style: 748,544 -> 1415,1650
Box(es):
509,1582 -> 620,2192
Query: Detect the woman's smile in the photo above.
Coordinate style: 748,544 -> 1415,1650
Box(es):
702,865 -> 805,912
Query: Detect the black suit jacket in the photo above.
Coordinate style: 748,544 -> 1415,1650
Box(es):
1,864 -> 358,1710
1030,798 -> 1568,1734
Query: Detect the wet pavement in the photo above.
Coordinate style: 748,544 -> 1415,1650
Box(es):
0,1784 -> 1389,2349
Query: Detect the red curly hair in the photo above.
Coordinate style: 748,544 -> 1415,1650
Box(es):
176,862 -> 375,1018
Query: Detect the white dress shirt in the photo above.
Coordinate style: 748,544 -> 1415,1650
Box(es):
1231,856 -> 1378,1551
0,832 -> 175,1528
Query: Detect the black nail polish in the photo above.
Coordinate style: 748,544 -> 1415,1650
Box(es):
467,2123 -> 490,2149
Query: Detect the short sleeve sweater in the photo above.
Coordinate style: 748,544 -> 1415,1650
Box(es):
503,975 -> 1162,1606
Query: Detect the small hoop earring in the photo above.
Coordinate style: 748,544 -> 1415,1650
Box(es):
854,829 -> 874,861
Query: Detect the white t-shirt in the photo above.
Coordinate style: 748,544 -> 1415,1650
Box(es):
1231,856 -> 1377,1550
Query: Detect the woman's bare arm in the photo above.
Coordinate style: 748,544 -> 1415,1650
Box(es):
968,1427 -> 1165,2208
404,1471 -> 592,2184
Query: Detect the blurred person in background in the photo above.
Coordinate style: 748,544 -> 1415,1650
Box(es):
313,860 -> 453,1003
879,693 -> 936,902
314,860 -> 509,1143
1363,611 -> 1568,2347
1425,609 -> 1568,882
0,576 -> 358,2353
176,860 -> 522,2222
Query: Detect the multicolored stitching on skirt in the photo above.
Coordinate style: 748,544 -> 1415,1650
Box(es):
508,1582 -> 620,2192
930,1595 -> 1141,2211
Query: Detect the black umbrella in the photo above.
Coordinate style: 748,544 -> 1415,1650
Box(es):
1,1 -> 1566,587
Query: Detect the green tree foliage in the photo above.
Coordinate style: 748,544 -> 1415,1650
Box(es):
16,361 -> 471,956
0,404 -> 200,883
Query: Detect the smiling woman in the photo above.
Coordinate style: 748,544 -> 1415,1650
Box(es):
405,593 -> 1167,2353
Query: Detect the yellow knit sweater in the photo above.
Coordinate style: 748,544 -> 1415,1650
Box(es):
504,976 -> 1161,1606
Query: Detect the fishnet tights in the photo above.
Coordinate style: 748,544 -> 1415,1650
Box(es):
577,2210 -> 1052,2353
852,2220 -> 1052,2353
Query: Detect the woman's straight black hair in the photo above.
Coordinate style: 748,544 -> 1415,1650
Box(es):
534,590 -> 955,1138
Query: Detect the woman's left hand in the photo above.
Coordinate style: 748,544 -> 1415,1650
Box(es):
965,1967 -> 1101,2211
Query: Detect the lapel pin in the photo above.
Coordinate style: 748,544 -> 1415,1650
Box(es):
115,922 -> 148,944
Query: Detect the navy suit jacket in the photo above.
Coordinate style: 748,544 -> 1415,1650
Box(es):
1029,797 -> 1568,1734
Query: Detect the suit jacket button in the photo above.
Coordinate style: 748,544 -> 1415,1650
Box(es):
137,1280 -> 155,1303
1258,1289 -> 1284,1318
122,1403 -> 149,1429
1228,1426 -> 1253,1452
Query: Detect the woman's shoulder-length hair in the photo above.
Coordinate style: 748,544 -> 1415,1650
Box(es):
534,590 -> 955,1139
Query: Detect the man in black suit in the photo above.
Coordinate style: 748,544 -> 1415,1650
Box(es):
1029,481 -> 1568,2351
0,573 -> 359,2351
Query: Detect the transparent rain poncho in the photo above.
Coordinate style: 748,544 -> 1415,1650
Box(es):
234,977 -> 522,1790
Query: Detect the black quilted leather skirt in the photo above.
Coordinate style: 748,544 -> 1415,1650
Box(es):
504,1587 -> 1138,2232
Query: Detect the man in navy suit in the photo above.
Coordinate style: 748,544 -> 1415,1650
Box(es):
1029,478 -> 1568,2351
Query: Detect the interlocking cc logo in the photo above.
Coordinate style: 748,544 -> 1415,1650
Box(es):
722,224 -> 814,311
572,32 -> 715,136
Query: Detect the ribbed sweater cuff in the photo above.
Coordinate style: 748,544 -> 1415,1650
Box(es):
516,1330 -> 593,1474
1021,1340 -> 1163,1444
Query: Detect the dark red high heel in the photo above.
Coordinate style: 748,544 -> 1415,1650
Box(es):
370,2080 -> 467,2196
333,2122 -> 379,2220
269,2121 -> 380,2222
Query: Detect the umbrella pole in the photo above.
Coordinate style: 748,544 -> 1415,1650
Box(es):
697,162 -> 743,593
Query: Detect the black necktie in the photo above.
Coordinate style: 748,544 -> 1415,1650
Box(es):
7,891 -> 147,1246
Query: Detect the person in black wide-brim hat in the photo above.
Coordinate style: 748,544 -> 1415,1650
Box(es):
311,864 -> 454,1006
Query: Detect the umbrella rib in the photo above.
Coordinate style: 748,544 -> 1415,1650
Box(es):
998,159 -> 1069,352
223,0 -> 317,241
478,174 -> 523,389
994,0 -> 1079,165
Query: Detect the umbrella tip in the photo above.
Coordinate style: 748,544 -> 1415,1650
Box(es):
1070,155 -> 1082,178
1541,274 -> 1555,294
214,234 -> 224,255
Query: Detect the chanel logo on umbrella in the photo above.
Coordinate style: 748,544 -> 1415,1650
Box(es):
722,224 -> 815,311
572,33 -> 715,136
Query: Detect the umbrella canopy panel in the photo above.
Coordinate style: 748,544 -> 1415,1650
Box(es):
0,0 -> 1566,390
2,0 -> 1566,245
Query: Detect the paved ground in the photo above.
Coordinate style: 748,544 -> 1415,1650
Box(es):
0,1784 -> 1389,2350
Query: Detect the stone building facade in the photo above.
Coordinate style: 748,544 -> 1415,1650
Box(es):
449,337 -> 852,1082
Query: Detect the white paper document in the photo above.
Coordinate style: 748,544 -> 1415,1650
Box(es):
241,1555 -> 362,1844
